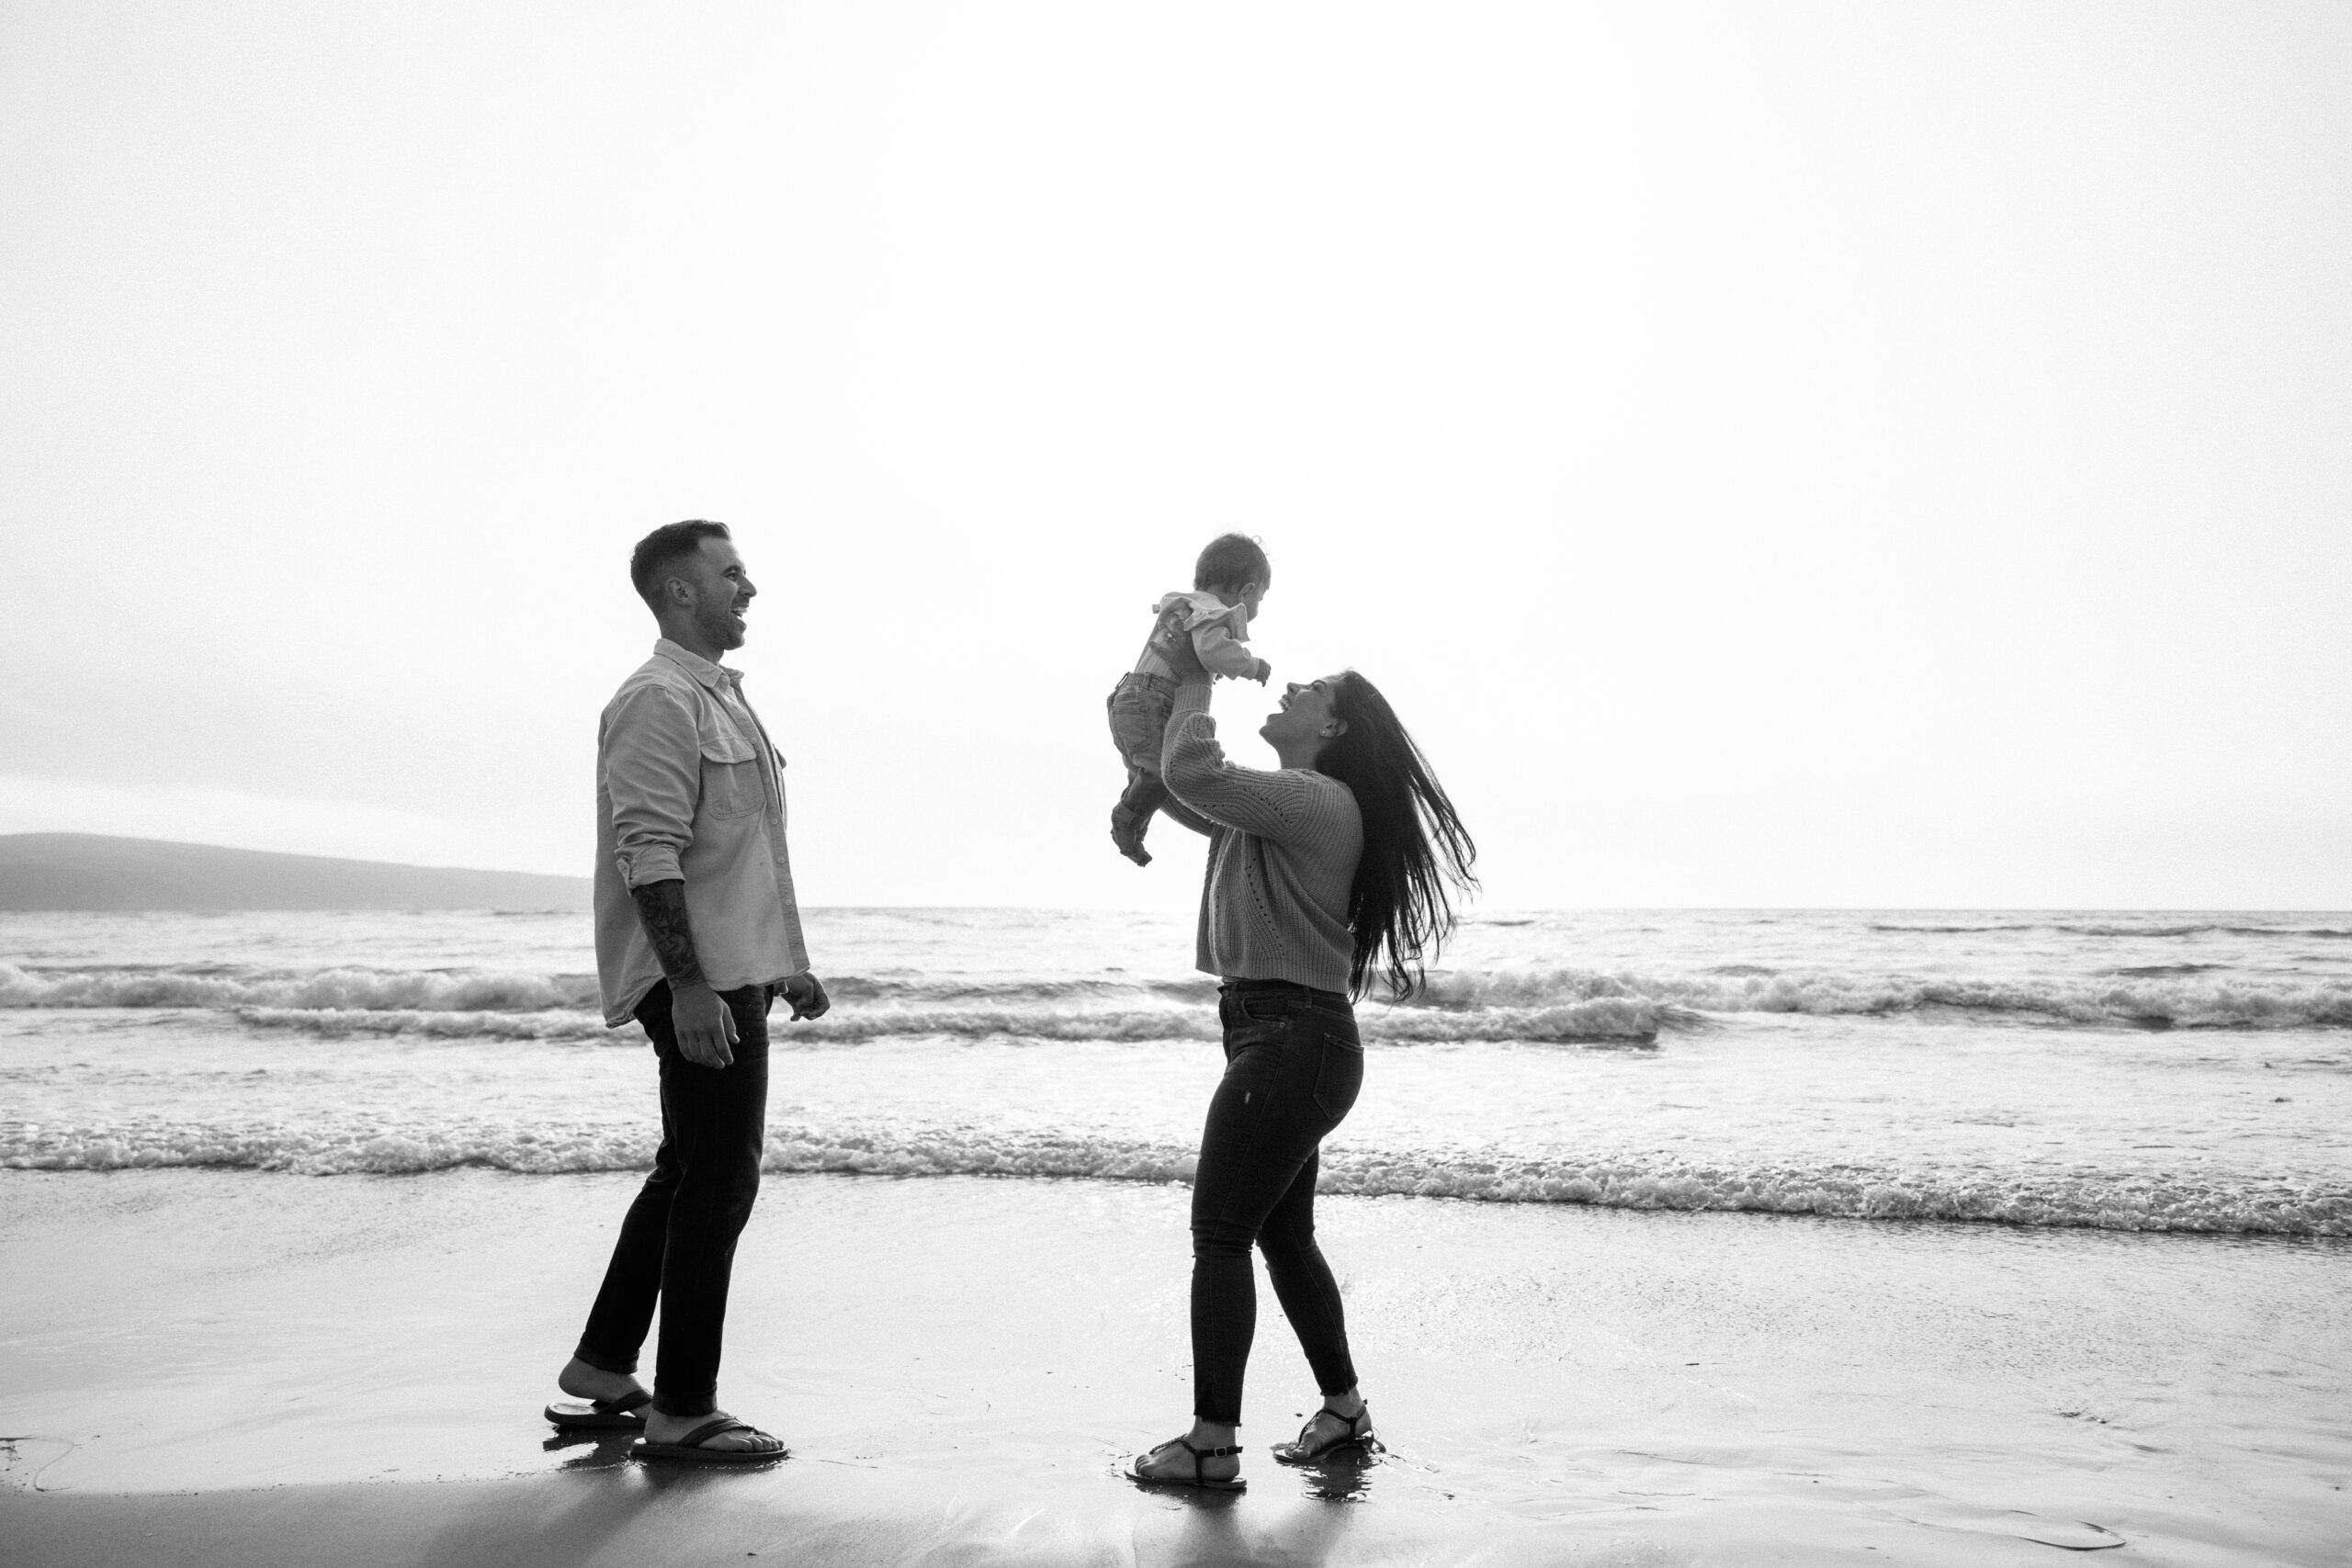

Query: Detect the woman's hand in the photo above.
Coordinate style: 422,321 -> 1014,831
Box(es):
1150,605 -> 1209,681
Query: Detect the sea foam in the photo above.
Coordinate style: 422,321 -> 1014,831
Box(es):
5,1117 -> 2341,1236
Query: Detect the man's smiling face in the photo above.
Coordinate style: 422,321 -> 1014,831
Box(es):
682,536 -> 756,651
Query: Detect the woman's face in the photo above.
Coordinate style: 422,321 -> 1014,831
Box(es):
1260,673 -> 1349,755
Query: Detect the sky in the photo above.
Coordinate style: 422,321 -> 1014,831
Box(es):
3,0 -> 2347,910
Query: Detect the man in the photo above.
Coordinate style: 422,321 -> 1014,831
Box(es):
544,519 -> 829,1463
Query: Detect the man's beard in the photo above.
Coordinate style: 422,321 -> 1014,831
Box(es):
696,600 -> 745,650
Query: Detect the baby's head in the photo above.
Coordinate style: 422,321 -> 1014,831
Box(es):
1194,533 -> 1272,618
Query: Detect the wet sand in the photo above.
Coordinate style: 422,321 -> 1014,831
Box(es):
2,1168 -> 2346,1564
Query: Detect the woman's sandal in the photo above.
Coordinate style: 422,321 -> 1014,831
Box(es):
1271,1404 -> 1374,1465
1127,1437 -> 1247,1492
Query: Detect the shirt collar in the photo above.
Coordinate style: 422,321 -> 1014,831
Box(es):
652,638 -> 741,691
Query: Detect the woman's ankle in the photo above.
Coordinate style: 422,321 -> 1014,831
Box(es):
1321,1388 -> 1364,1420
1186,1418 -> 1239,1449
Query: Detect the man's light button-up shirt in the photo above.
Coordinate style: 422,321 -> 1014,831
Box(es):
592,638 -> 808,1027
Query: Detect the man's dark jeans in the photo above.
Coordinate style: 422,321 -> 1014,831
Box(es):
573,980 -> 770,1418
1191,979 -> 1365,1426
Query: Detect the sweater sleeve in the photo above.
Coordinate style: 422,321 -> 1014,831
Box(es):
1160,681 -> 1331,849
1154,791 -> 1221,839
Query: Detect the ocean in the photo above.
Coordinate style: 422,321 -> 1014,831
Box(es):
3,907 -> 2346,1236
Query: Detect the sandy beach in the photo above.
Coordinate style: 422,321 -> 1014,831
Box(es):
4,1167 -> 2345,1565
8,0 -> 2352,1559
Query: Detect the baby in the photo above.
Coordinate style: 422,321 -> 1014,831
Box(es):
1106,533 -> 1272,866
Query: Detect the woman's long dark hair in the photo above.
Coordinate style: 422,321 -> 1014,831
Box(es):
1316,671 -> 1477,1002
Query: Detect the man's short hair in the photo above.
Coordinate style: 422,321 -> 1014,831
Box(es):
629,520 -> 731,611
1194,533 -> 1271,592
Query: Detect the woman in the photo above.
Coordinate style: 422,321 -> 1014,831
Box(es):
1127,635 -> 1476,1491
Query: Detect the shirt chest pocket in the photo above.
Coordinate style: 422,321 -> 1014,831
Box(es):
698,729 -> 766,819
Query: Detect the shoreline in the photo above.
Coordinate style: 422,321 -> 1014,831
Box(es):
8,1159 -> 2352,1246
3,1168 -> 2347,1564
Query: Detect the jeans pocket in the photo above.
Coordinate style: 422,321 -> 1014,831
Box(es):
1233,994 -> 1295,1028
1223,1021 -> 1289,1066
1311,1030 -> 1364,1123
1219,992 -> 1292,1063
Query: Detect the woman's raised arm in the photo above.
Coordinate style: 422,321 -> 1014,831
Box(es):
1160,682 -> 1338,848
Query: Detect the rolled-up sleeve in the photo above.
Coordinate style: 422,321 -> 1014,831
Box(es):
601,682 -> 699,886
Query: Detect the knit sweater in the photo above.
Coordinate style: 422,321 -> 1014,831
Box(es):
1159,680 -> 1363,993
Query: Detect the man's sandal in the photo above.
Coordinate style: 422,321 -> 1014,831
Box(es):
632,1416 -> 788,1464
1271,1404 -> 1374,1464
543,1390 -> 652,1430
1127,1437 -> 1246,1492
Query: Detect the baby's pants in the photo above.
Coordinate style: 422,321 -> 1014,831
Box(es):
1106,672 -> 1179,835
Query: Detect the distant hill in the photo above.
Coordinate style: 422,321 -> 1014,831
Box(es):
0,833 -> 593,912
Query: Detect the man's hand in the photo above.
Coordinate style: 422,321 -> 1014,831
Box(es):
776,972 -> 831,1021
629,880 -> 737,1065
669,981 -> 739,1068
1150,606 -> 1208,681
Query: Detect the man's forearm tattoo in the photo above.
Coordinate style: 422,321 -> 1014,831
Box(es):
630,880 -> 706,990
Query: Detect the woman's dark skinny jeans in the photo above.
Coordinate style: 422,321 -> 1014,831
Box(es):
1192,979 -> 1365,1426
573,980 -> 769,1419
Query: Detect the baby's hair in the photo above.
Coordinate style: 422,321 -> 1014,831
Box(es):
1193,533 -> 1271,592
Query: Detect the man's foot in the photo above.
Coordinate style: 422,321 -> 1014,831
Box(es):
639,1410 -> 786,1457
556,1356 -> 648,1407
547,1357 -> 652,1429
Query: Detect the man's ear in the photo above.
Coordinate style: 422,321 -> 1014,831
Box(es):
663,573 -> 695,609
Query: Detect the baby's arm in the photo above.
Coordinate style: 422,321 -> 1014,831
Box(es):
1191,622 -> 1271,683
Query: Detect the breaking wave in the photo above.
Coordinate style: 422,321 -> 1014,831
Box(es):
6,1117 -> 2342,1236
0,964 -> 598,1012
226,996 -> 1672,1044
1408,967 -> 2352,1031
6,958 -> 2349,1034
1868,920 -> 2352,940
